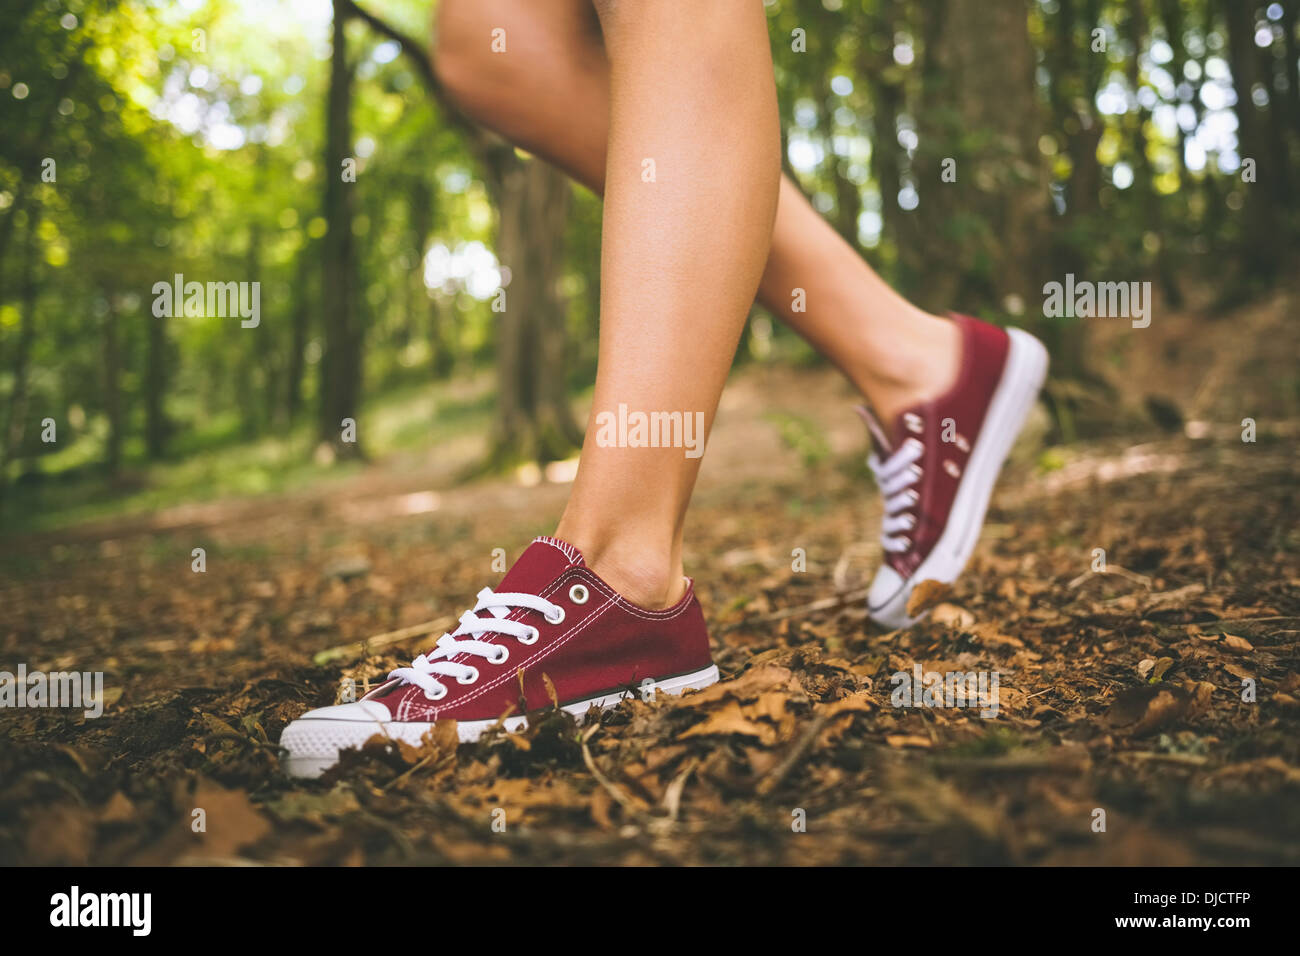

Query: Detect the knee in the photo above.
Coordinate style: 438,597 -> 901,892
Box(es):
431,0 -> 502,111
590,0 -> 627,34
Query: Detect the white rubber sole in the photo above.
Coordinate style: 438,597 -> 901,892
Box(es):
869,328 -> 1049,629
280,664 -> 720,779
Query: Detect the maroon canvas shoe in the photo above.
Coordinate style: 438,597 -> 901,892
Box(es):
280,536 -> 718,777
859,314 -> 1048,629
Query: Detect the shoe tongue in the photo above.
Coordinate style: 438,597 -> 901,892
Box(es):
498,536 -> 586,594
854,404 -> 896,456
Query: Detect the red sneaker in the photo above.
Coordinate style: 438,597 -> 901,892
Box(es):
280,536 -> 718,777
858,314 -> 1048,629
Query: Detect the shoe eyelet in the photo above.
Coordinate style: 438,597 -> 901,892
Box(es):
489,645 -> 509,665
519,626 -> 540,645
457,666 -> 479,685
568,584 -> 589,605
424,686 -> 448,701
544,606 -> 566,625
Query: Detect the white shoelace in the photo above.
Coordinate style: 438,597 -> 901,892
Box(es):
868,437 -> 924,553
387,587 -> 563,701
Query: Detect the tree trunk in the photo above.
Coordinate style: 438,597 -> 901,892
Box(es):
860,0 -> 907,267
240,219 -> 263,439
103,301 -> 122,480
345,0 -> 578,468
485,155 -> 581,467
144,294 -> 168,458
318,0 -> 364,459
910,0 -> 1053,314
1052,0 -> 1104,220
1282,0 -> 1300,138
1259,9 -> 1294,212
285,245 -> 312,425
1222,0 -> 1281,279
0,212 -> 41,497
1124,0 -> 1182,308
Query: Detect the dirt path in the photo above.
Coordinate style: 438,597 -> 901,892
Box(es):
2,360 -> 1298,865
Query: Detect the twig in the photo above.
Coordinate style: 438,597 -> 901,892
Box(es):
930,751 -> 1090,773
384,749 -> 451,791
1067,565 -> 1153,590
756,709 -> 834,796
580,725 -> 643,816
832,542 -> 875,593
728,587 -> 870,630
661,757 -> 699,823
313,615 -> 456,665
1212,616 -> 1300,625
1118,751 -> 1209,767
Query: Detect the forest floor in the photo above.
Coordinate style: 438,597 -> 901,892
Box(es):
2,296 -> 1299,866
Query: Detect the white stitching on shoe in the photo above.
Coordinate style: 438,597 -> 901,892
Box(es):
533,536 -> 580,564
418,595 -> 617,719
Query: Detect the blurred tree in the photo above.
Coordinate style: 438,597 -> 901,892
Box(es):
2,0 -> 1299,521
483,153 -> 580,467
348,0 -> 581,467
318,0 -> 364,460
1222,0 -> 1281,282
910,0 -> 1052,314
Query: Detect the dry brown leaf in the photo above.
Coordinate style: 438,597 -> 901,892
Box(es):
678,699 -> 780,745
1221,634 -> 1254,654
818,689 -> 876,718
99,791 -> 136,823
907,579 -> 953,618
1106,681 -> 1213,735
1151,657 -> 1175,682
677,664 -> 800,707
185,780 -> 272,859
542,673 -> 560,708
972,623 -> 1025,649
930,603 -> 976,629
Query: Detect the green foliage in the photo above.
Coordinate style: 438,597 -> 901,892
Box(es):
1,0 -> 1297,527
765,410 -> 832,469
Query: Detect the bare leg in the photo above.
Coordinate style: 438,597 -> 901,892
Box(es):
472,0 -> 779,607
435,0 -> 961,424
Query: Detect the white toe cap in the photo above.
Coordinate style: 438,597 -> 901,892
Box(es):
868,565 -> 906,612
295,699 -> 391,722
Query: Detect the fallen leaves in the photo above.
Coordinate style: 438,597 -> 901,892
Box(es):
1137,656 -> 1176,681
678,664 -> 804,746
930,603 -> 977,629
2,428 -> 1298,866
1220,634 -> 1254,655
1106,681 -> 1216,736
906,579 -> 953,618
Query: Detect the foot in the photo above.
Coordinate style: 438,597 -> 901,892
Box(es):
279,536 -> 719,778
857,314 -> 1048,629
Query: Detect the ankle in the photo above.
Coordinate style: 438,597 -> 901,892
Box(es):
553,524 -> 684,609
855,311 -> 962,422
